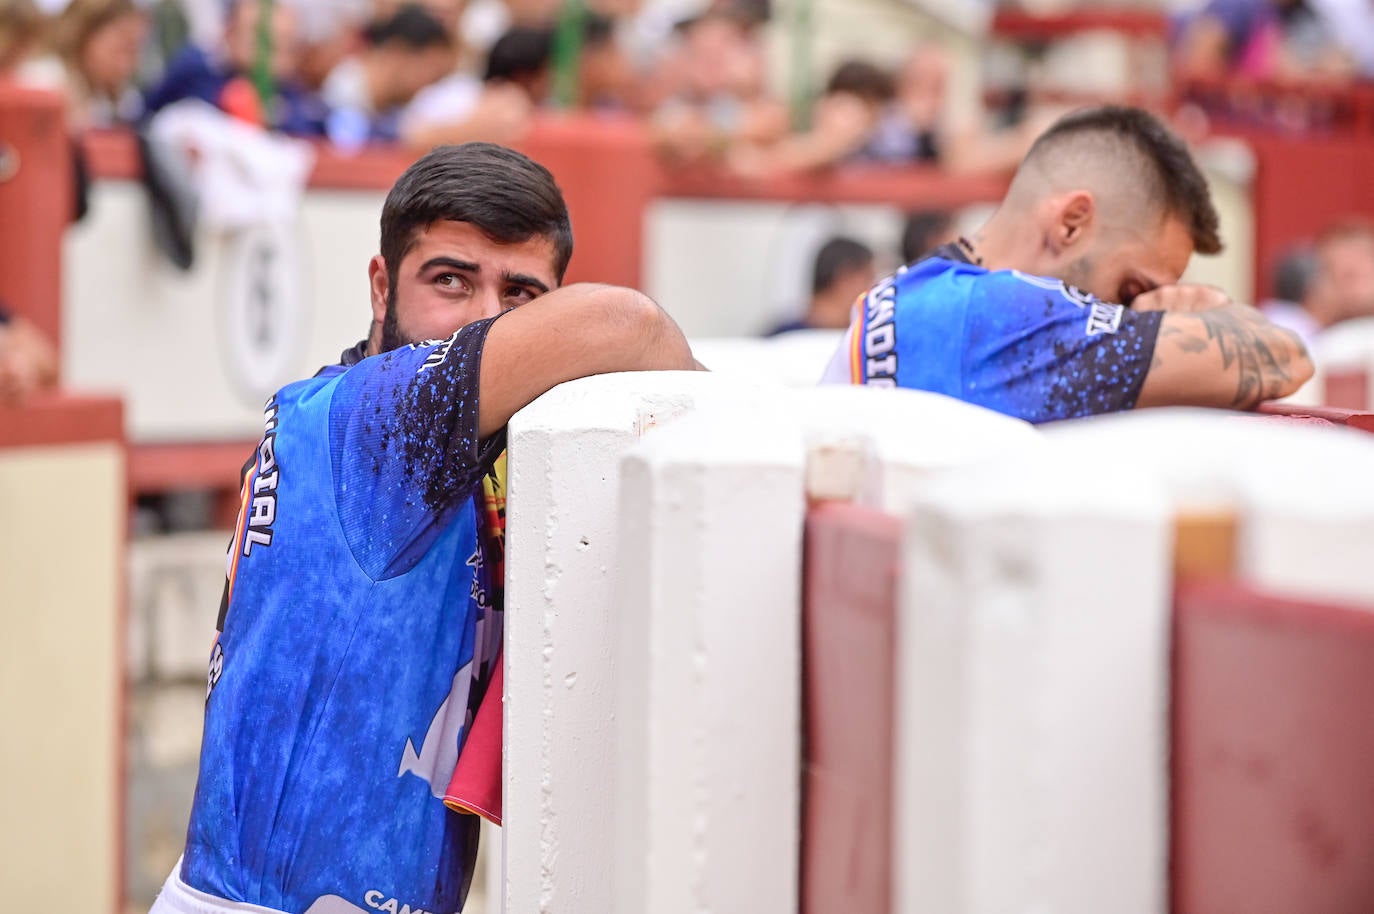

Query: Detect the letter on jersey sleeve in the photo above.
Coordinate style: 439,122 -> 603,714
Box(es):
960,272 -> 1164,423
328,316 -> 507,580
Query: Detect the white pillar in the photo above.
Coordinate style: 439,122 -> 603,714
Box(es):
611,386 -> 1035,914
614,408 -> 808,914
502,371 -> 769,914
897,456 -> 1175,914
1043,410 -> 1374,604
892,408 -> 1374,914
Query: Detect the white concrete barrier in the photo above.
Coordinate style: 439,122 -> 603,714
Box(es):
614,408 -> 807,914
894,409 -> 1374,914
502,370 -> 773,914
608,385 -> 1034,914
1305,317 -> 1374,407
689,330 -> 844,387
1043,410 -> 1374,604
503,370 -> 1034,914
898,455 -> 1174,914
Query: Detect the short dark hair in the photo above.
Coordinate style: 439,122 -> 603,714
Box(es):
813,236 -> 874,294
380,143 -> 573,296
1270,246 -> 1317,303
363,3 -> 451,50
900,209 -> 953,264
825,59 -> 895,105
1025,105 -> 1222,256
484,26 -> 552,83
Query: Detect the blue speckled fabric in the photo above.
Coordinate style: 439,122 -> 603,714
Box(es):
180,316 -> 506,914
827,245 -> 1163,423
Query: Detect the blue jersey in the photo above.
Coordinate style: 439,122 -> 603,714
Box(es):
820,245 -> 1164,423
181,317 -> 506,913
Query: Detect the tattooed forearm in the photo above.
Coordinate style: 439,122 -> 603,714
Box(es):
1194,305 -> 1304,407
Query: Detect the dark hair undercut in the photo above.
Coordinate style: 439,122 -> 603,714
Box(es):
1026,105 -> 1223,256
380,143 -> 574,296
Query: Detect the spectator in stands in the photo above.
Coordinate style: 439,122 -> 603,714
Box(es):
766,236 -> 876,336
147,141 -> 700,914
0,0 -> 44,77
821,106 -> 1313,419
882,42 -> 1052,174
17,0 -> 150,128
477,13 -> 635,112
1172,0 -> 1356,82
0,305 -> 58,407
1258,245 -> 1321,345
144,0 -> 325,135
900,209 -> 955,265
322,3 -> 454,149
649,7 -> 787,165
482,24 -> 553,104
733,44 -> 1046,177
1307,219 -> 1374,327
576,12 -> 637,112
727,59 -> 895,175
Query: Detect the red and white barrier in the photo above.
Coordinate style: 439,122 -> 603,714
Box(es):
893,410 -> 1374,914
503,375 -> 1033,914
610,387 -> 1032,914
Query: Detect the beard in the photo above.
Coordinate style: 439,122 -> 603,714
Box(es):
1061,254 -> 1095,298
379,289 -> 409,353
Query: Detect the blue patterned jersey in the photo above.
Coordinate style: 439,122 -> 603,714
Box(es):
820,245 -> 1164,423
181,316 -> 506,914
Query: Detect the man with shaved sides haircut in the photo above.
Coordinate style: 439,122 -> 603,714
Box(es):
821,105 -> 1313,420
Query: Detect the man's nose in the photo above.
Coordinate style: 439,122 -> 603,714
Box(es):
476,288 -> 504,320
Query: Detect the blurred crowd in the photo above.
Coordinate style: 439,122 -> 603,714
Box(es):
2,0 -> 1371,168
0,0 -> 1063,171
4,0 -> 1374,399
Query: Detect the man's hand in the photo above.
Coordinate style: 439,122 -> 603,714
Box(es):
0,318 -> 59,407
1136,301 -> 1315,410
1131,283 -> 1231,313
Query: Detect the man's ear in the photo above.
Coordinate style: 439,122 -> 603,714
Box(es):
1057,191 -> 1095,247
368,255 -> 389,325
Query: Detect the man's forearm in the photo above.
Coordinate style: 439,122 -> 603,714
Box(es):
1193,303 -> 1313,408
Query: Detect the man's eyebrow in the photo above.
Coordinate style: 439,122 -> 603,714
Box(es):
418,256 -> 479,274
504,272 -> 550,294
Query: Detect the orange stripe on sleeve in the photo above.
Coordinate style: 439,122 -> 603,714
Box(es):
225,476 -> 254,607
849,321 -> 864,385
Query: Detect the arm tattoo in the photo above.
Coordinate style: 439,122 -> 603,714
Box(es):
1194,307 -> 1295,407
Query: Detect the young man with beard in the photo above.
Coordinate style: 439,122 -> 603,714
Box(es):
823,106 -> 1314,420
150,143 -> 697,914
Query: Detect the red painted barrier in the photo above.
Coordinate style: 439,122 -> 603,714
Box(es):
1323,367 -> 1370,412
802,502 -> 903,914
1172,579 -> 1374,914
1245,134 -> 1374,304
1258,401 -> 1374,433
0,86 -> 72,360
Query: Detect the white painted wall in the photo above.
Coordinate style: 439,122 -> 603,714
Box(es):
893,408 -> 1374,914
614,407 -> 808,914
1300,316 -> 1374,407
502,374 -> 1032,914
611,385 -> 1033,914
1042,410 -> 1374,604
897,451 -> 1175,914
502,371 -> 774,914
